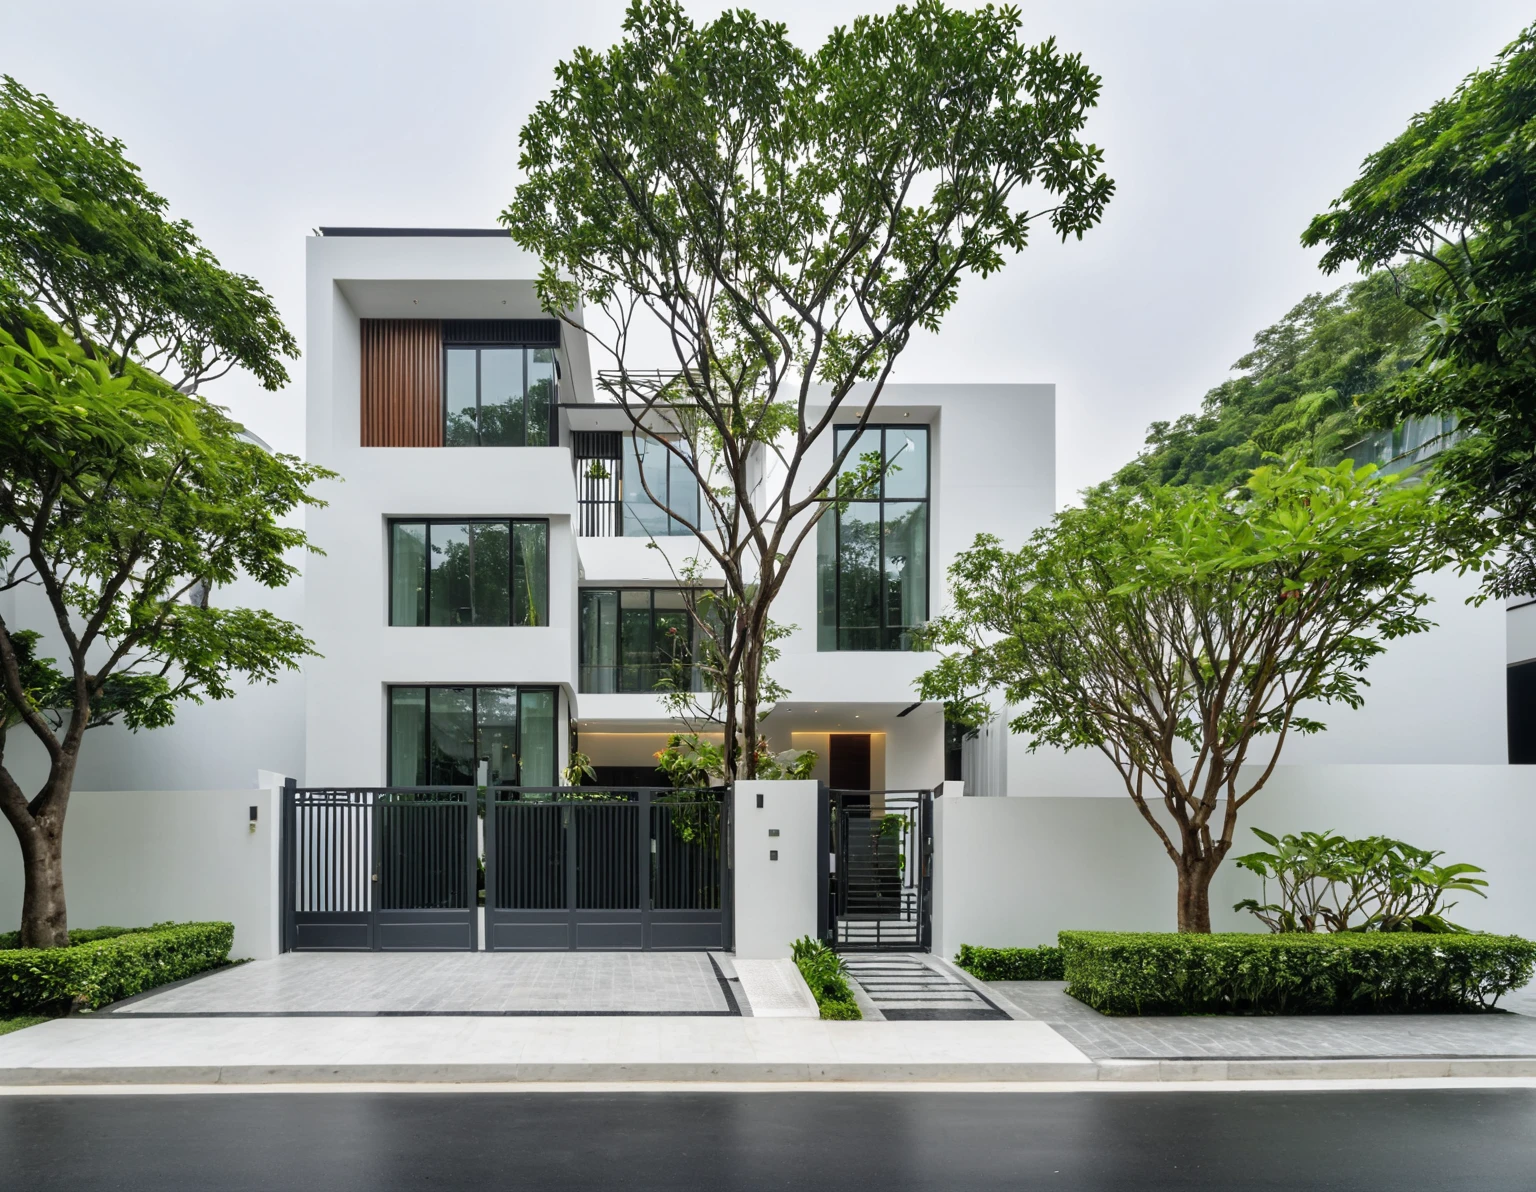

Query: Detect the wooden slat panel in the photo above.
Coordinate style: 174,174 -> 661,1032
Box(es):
360,320 -> 443,446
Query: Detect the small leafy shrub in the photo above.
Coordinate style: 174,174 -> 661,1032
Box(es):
954,944 -> 1065,981
1059,929 -> 1536,1016
1234,828 -> 1487,933
0,922 -> 235,1014
791,935 -> 862,1020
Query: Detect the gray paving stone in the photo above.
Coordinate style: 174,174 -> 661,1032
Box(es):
113,952 -> 731,1015
989,980 -> 1536,1060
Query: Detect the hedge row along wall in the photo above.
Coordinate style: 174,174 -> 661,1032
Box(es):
0,922 -> 234,1014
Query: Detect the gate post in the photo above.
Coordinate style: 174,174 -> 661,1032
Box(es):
638,787 -> 652,948
816,781 -> 831,944
467,787 -> 481,952
483,787 -> 496,953
280,777 -> 297,954
920,787 -> 936,953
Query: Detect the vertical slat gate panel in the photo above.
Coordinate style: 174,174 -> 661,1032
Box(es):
360,319 -> 443,446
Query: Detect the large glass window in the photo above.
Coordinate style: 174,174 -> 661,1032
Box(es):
389,520 -> 548,627
388,685 -> 560,788
579,588 -> 708,692
444,345 -> 557,447
817,425 -> 929,651
622,434 -> 700,537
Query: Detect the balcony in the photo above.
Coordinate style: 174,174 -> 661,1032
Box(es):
570,430 -> 701,538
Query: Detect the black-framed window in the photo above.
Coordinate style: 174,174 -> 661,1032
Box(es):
388,685 -> 559,788
578,588 -> 708,692
623,434 -> 700,537
444,344 -> 558,447
390,519 -> 548,627
817,425 -> 929,651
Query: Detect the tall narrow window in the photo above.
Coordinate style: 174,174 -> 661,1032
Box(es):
817,425 -> 929,651
389,520 -> 548,627
442,344 -> 558,447
388,685 -> 560,787
622,434 -> 700,536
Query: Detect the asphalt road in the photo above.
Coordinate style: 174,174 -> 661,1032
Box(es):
2,1088 -> 1534,1189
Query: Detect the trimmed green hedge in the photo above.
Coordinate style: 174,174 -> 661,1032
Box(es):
0,922 -> 234,1014
0,925 -> 137,951
791,936 -> 862,1020
1060,930 -> 1536,1016
954,943 -> 1065,981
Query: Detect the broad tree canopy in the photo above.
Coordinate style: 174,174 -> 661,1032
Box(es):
506,0 -> 1113,776
1302,22 -> 1536,597
919,458 -> 1484,930
0,76 -> 295,390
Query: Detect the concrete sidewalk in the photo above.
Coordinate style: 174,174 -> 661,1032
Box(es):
0,1016 -> 1095,1085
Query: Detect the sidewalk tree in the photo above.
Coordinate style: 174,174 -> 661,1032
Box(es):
0,81 -> 323,948
917,458 -> 1486,932
1303,22 -> 1536,597
0,332 -> 328,948
505,0 -> 1113,778
0,76 -> 295,390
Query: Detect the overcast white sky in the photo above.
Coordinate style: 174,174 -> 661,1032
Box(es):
5,1 -> 1531,503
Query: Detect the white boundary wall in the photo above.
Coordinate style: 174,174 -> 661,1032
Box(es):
932,764 -> 1536,957
732,781 -> 820,959
0,782 -> 284,959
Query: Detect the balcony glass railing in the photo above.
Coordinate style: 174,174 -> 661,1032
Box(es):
578,664 -> 705,695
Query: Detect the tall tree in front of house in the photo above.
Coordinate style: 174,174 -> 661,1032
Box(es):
1303,22 -> 1536,598
0,80 -> 327,948
505,0 -> 1113,779
918,458 -> 1485,932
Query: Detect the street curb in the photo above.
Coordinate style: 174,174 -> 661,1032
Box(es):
1097,1057 -> 1536,1081
0,1062 -> 1102,1085
6,1057 -> 1536,1085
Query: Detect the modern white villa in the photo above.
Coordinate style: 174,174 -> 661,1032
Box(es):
3,228 -> 1535,960
296,228 -> 1057,800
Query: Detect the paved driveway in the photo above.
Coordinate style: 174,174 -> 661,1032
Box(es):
110,952 -> 735,1016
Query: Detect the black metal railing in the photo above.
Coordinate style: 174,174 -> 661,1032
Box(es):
572,431 -> 622,536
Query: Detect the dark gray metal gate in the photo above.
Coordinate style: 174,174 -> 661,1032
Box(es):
828,788 -> 934,951
484,786 -> 731,951
282,782 -> 478,952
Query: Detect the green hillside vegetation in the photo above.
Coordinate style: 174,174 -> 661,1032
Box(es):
1112,268 -> 1430,492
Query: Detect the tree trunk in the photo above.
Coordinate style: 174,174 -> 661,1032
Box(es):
1175,856 -> 1213,933
16,807 -> 69,948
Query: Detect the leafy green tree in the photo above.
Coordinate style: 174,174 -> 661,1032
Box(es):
0,82 -> 322,948
918,459 -> 1483,932
0,332 -> 328,947
1303,22 -> 1536,597
505,0 -> 1113,778
1114,269 -> 1428,492
0,77 -> 295,390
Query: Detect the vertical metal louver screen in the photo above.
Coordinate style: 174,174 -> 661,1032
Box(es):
360,319 -> 444,446
442,319 -> 561,345
572,431 -> 623,536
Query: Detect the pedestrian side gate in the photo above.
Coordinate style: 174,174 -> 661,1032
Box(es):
825,788 -> 934,951
281,782 -> 731,952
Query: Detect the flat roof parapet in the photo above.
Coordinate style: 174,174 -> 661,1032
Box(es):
316,227 -> 510,238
